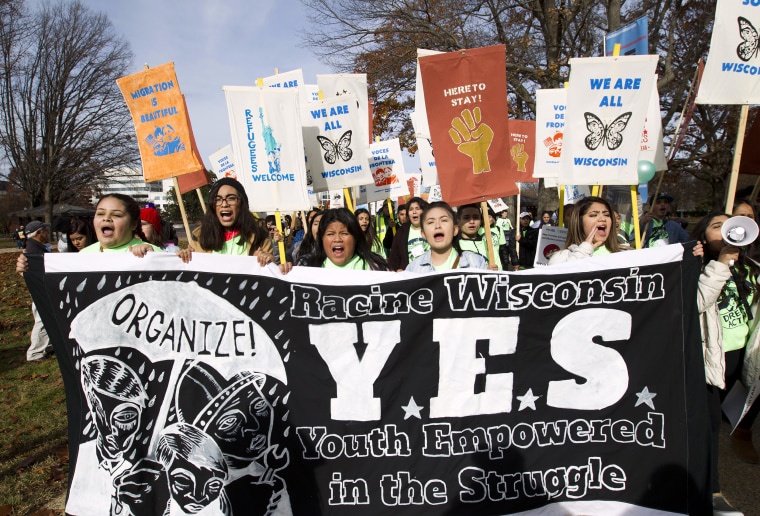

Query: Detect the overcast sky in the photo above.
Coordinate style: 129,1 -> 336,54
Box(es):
86,0 -> 335,173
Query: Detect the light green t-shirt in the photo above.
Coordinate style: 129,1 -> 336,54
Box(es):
80,237 -> 162,253
215,235 -> 248,256
645,219 -> 669,248
720,273 -> 754,352
407,226 -> 429,263
593,245 -> 611,257
459,235 -> 503,270
322,254 -> 371,270
432,249 -> 459,271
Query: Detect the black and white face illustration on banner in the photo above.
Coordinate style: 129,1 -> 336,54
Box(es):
65,280 -> 290,516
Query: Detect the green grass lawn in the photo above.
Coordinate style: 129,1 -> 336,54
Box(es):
0,251 -> 68,514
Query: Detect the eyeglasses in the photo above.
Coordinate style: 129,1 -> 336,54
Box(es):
214,195 -> 239,206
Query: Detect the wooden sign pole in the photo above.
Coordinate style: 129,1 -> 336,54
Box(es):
726,104 -> 750,214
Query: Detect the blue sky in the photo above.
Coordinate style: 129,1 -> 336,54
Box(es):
85,0 -> 329,171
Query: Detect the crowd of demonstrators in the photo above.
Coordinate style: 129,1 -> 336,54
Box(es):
12,182 -> 760,513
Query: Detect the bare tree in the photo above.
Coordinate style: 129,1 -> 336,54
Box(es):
0,0 -> 138,222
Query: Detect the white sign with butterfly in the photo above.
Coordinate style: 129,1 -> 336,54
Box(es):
559,55 -> 658,186
302,93 -> 374,193
696,0 -> 760,104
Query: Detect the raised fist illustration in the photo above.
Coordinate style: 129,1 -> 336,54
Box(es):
448,107 -> 494,174
510,143 -> 529,172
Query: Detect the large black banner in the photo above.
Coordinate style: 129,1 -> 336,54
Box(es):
30,245 -> 711,515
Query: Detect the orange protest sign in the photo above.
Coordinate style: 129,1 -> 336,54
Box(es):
116,63 -> 202,182
509,119 -> 538,183
419,45 -> 519,206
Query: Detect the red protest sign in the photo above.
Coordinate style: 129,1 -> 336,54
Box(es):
509,119 -> 538,183
419,45 -> 518,205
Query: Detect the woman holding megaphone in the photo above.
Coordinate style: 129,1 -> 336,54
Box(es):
692,212 -> 760,510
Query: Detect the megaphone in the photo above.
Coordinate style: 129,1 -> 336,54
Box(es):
721,216 -> 760,246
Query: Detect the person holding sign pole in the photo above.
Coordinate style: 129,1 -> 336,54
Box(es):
180,178 -> 273,263
692,213 -> 760,507
292,208 -> 389,271
406,202 -> 488,272
389,197 -> 429,271
548,197 -> 625,264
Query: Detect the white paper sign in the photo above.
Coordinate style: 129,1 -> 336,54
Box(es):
487,198 -> 509,213
302,94 -> 374,192
364,139 -> 406,202
304,84 -> 320,103
639,77 -> 667,172
411,110 -> 438,186
328,189 -> 344,208
428,184 -> 442,202
208,144 -> 237,180
414,48 -> 443,141
564,185 -> 592,204
223,86 -> 310,211
534,226 -> 569,266
534,88 -> 567,178
696,0 -> 760,104
559,55 -> 658,186
260,69 -> 309,107
317,74 -> 370,147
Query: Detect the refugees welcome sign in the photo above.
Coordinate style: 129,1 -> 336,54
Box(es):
31,246 -> 710,515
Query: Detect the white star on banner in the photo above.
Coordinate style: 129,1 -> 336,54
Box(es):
635,386 -> 657,410
402,397 -> 424,420
516,389 -> 541,411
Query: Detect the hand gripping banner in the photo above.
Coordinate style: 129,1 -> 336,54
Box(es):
419,45 -> 519,205
117,63 -> 204,182
28,245 -> 711,515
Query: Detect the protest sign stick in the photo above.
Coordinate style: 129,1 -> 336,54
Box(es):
173,177 -> 192,246
516,183 -> 521,254
750,175 -> 760,203
726,104 -> 750,214
480,201 -> 496,267
197,190 -> 207,214
275,211 -> 286,265
300,211 -> 308,233
387,198 -> 396,236
558,187 -> 565,228
343,188 -> 354,212
631,186 -> 642,249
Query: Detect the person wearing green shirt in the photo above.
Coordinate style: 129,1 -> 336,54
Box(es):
356,208 -> 386,257
80,194 -> 161,255
288,208 -> 390,272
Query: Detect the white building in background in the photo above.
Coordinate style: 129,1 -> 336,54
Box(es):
94,169 -> 174,211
